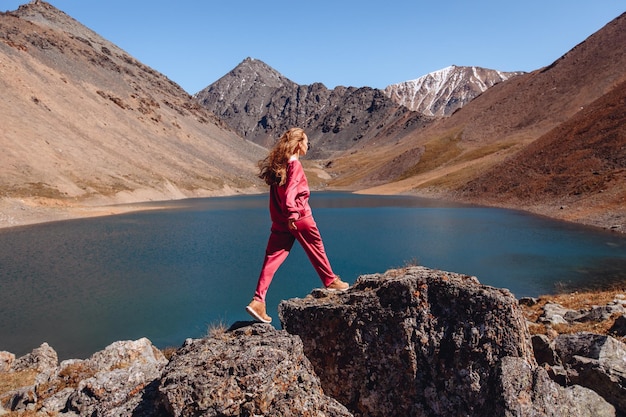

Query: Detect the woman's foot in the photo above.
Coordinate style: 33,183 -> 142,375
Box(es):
326,276 -> 349,291
246,299 -> 272,323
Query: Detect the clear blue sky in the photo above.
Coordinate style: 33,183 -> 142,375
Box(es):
3,1 -> 624,94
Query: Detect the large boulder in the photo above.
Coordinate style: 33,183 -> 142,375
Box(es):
279,266 -> 611,417
157,323 -> 352,417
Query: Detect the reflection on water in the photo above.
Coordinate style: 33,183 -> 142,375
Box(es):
0,192 -> 624,359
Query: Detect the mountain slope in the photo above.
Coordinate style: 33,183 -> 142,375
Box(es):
334,12 -> 626,230
0,2 -> 265,226
384,65 -> 524,116
195,58 -> 432,159
459,77 -> 626,230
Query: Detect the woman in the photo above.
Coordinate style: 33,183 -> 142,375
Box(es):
246,127 -> 349,323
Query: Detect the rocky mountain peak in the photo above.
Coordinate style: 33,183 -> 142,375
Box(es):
195,58 -> 430,158
384,65 -> 525,116
230,56 -> 294,89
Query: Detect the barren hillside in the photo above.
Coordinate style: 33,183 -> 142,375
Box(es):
0,2 -> 265,227
458,78 -> 626,231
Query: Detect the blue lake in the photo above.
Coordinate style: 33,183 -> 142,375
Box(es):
0,192 -> 624,359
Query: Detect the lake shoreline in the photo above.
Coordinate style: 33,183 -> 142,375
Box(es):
1,188 -> 623,235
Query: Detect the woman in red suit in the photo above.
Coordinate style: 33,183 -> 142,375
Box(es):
246,128 -> 349,323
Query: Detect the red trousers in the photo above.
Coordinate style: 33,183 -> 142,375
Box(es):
253,215 -> 336,302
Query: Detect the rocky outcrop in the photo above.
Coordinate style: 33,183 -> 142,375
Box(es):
279,266 -> 614,416
1,266 -> 624,416
158,324 -> 351,417
1,338 -> 168,416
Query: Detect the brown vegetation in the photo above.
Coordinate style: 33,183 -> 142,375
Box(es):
521,288 -> 626,344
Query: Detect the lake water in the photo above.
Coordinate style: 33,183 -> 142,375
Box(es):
0,192 -> 624,359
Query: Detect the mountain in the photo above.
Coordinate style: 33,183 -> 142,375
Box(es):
0,1 -> 265,226
0,1 -> 623,232
194,58 -> 433,159
384,65 -> 524,116
336,12 -> 626,230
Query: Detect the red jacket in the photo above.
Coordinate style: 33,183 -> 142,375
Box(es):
269,158 -> 312,224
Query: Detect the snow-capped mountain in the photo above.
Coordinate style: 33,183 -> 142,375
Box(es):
384,65 -> 524,116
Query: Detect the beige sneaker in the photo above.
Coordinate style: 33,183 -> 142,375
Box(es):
246,299 -> 272,323
326,276 -> 349,291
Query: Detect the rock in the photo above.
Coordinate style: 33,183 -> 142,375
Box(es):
540,302 -> 625,326
1,338 -> 168,416
158,323 -> 352,417
555,332 -> 626,414
539,302 -> 574,325
519,296 -> 539,306
609,314 -> 626,336
532,334 -> 561,366
62,337 -> 168,416
279,266 -> 537,417
574,303 -> 625,323
11,342 -> 58,374
0,351 -> 15,373
496,356 -> 615,417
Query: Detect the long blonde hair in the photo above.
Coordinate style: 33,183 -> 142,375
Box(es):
258,128 -> 307,186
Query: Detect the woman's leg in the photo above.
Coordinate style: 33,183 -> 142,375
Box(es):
253,226 -> 295,302
292,215 -> 337,287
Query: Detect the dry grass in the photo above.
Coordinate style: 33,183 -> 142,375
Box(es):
161,346 -> 178,361
520,288 -> 626,343
0,411 -> 45,417
0,369 -> 38,395
399,131 -> 463,180
207,320 -> 229,340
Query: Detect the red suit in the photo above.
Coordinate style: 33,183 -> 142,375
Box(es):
253,157 -> 336,302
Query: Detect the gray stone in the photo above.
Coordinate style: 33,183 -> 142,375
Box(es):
555,332 -> 626,414
63,337 -> 168,416
11,342 -> 58,374
158,323 -> 353,417
532,334 -> 561,366
540,302 -> 574,325
279,266 -> 536,417
496,356 -> 615,417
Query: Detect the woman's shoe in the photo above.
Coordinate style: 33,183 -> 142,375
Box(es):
326,276 -> 349,291
246,299 -> 272,323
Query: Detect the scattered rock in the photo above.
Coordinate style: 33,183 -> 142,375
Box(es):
555,332 -> 626,414
539,301 -> 624,325
496,356 -> 615,417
